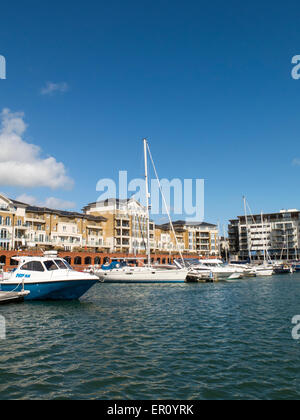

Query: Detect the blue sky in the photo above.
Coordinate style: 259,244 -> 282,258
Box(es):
1,0 -> 300,229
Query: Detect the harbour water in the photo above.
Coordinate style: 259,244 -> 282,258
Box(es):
1,274 -> 300,400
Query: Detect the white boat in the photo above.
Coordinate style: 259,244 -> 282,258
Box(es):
97,264 -> 188,283
250,265 -> 274,277
228,273 -> 244,280
187,259 -> 249,279
0,252 -> 99,300
94,139 -> 188,284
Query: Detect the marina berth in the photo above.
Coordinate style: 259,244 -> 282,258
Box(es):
0,290 -> 30,305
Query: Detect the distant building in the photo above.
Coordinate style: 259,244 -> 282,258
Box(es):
229,209 -> 300,260
0,193 -> 220,256
156,220 -> 220,256
83,198 -> 155,254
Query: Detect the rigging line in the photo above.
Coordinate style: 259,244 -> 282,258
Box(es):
246,199 -> 271,262
146,143 -> 185,266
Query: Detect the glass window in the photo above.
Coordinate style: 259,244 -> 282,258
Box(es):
44,260 -> 58,271
21,261 -> 45,272
62,260 -> 73,270
55,259 -> 68,269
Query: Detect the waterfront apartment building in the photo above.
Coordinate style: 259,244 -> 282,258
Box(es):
0,193 -> 220,256
156,221 -> 220,256
229,209 -> 300,260
0,194 -> 107,252
83,198 -> 155,254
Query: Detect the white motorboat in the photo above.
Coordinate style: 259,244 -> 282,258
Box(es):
250,265 -> 274,277
0,252 -> 99,300
187,259 -> 249,279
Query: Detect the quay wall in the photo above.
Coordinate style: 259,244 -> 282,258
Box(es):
0,250 -> 215,272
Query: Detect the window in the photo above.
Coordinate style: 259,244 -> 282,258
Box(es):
21,261 -> 45,272
44,260 -> 58,271
55,259 -> 68,269
94,257 -> 101,265
0,229 -> 7,239
74,257 -> 82,265
62,260 -> 73,270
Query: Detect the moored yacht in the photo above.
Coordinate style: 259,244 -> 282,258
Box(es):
186,259 -> 250,279
95,261 -> 188,283
93,139 -> 188,284
251,265 -> 274,277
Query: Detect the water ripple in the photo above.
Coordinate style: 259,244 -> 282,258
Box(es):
1,275 -> 300,399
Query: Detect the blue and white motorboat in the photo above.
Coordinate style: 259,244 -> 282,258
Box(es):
0,253 -> 99,301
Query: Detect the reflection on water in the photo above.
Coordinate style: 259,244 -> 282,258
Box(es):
1,275 -> 300,400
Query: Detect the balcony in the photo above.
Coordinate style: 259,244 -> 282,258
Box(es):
115,213 -> 130,221
14,225 -> 27,231
25,217 -> 46,224
86,225 -> 103,231
85,240 -> 104,247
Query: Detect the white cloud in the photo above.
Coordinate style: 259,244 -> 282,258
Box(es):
40,82 -> 69,96
0,109 -> 74,189
43,197 -> 76,210
16,193 -> 76,210
16,194 -> 38,206
292,158 -> 300,166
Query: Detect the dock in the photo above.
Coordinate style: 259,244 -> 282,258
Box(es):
186,273 -> 218,283
0,291 -> 30,305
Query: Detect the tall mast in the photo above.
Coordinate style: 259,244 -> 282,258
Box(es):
286,227 -> 289,261
261,211 -> 266,264
218,221 -> 222,258
243,196 -> 252,262
144,139 -> 151,267
146,141 -> 185,266
223,224 -> 228,262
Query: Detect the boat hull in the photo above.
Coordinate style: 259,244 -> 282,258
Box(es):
255,270 -> 273,277
0,279 -> 99,301
97,269 -> 188,284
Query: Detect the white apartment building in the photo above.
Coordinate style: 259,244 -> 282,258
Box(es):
229,209 -> 300,260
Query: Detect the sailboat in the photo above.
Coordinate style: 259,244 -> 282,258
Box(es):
95,139 -> 188,284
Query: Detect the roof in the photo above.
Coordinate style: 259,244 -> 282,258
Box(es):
6,194 -> 106,222
25,205 -> 107,222
82,197 -> 144,212
157,220 -> 217,230
10,199 -> 28,208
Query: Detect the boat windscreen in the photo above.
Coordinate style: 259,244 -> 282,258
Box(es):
61,260 -> 73,270
55,259 -> 68,269
44,260 -> 58,271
